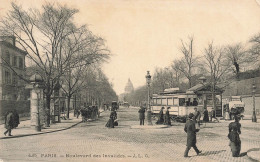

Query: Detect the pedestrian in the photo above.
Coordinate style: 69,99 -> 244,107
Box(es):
164,107 -> 171,126
76,109 -> 81,119
4,111 -> 15,136
184,113 -> 202,157
193,107 -> 201,128
156,107 -> 164,124
13,109 -> 20,128
105,110 -> 117,128
138,106 -> 145,125
61,106 -> 65,117
228,115 -> 241,157
203,108 -> 209,126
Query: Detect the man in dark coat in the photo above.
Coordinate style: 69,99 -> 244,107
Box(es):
4,111 -> 14,136
228,115 -> 241,157
156,107 -> 165,124
138,106 -> 145,125
13,109 -> 20,128
164,107 -> 171,126
184,113 -> 202,157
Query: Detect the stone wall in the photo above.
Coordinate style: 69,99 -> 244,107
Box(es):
0,100 -> 30,119
223,77 -> 260,97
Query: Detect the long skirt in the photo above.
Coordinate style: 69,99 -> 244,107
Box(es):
230,141 -> 241,157
105,118 -> 114,128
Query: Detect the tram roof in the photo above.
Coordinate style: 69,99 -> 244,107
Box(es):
187,83 -> 224,94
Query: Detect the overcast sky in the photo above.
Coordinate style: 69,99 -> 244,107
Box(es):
1,0 -> 260,95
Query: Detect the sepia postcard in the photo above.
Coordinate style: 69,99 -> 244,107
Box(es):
0,0 -> 260,162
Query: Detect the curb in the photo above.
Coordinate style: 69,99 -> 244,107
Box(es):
0,111 -> 107,139
0,121 -> 82,140
247,148 -> 260,161
131,125 -> 170,129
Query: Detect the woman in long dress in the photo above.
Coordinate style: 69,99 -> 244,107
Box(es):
228,115 -> 241,157
164,107 -> 171,126
106,110 -> 117,128
156,107 -> 164,124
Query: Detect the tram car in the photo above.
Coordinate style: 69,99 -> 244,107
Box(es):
151,87 -> 223,122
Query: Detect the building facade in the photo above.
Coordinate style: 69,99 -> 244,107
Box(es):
0,36 -> 28,116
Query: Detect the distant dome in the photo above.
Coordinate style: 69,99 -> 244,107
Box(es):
29,73 -> 43,83
124,78 -> 134,93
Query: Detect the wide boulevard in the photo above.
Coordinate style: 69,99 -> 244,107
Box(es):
0,106 -> 259,162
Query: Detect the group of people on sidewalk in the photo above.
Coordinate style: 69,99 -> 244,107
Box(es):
78,105 -> 100,122
3,109 -> 20,136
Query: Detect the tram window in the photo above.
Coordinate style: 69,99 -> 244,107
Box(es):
153,99 -> 157,105
167,98 -> 173,106
162,98 -> 167,105
179,98 -> 185,106
174,98 -> 179,106
157,98 -> 162,105
193,98 -> 198,106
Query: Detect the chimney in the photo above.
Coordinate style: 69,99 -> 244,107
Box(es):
0,36 -> 16,46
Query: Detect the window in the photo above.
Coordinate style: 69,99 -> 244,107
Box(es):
156,98 -> 162,106
5,51 -> 11,65
12,73 -> 17,85
179,98 -> 185,106
174,98 -> 179,106
4,70 -> 11,84
167,98 -> 174,106
162,98 -> 167,105
13,56 -> 17,67
153,98 -> 157,105
19,57 -> 23,69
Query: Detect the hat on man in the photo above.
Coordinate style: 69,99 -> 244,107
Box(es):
188,113 -> 194,119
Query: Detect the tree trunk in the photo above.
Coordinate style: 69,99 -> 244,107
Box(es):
189,78 -> 192,88
212,83 -> 216,118
67,95 -> 71,119
46,94 -> 51,127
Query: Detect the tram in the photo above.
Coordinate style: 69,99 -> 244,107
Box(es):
151,87 -> 223,122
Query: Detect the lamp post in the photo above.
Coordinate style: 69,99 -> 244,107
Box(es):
252,82 -> 257,122
146,71 -> 152,125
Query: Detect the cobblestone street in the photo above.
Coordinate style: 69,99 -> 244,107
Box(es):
0,106 -> 259,162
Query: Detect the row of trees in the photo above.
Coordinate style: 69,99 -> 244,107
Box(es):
0,3 -> 117,125
125,33 -> 260,110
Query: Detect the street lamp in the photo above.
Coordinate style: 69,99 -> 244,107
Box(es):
252,82 -> 257,122
146,71 -> 152,125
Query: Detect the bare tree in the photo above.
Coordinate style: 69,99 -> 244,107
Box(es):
224,43 -> 247,75
203,42 -> 231,117
176,36 -> 199,88
0,3 -> 108,126
249,32 -> 260,67
60,27 -> 109,118
171,60 -> 184,88
152,68 -> 170,93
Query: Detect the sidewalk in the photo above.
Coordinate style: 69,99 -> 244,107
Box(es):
204,118 -> 260,161
0,112 -> 82,140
